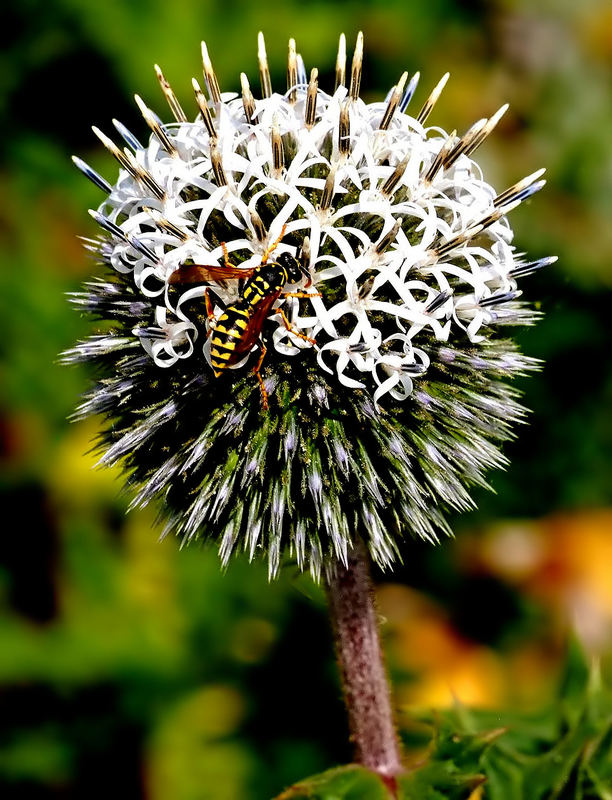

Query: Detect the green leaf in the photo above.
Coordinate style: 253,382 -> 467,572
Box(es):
401,642 -> 612,800
274,764 -> 392,800
278,644 -> 612,800
274,761 -> 487,800
397,761 -> 485,799
586,722 -> 612,785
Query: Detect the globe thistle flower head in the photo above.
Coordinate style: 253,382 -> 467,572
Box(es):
64,33 -> 555,579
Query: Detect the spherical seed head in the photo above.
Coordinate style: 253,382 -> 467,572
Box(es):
65,34 -> 553,579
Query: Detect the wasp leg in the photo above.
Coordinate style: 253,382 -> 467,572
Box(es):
204,289 -> 217,339
221,241 -> 232,269
204,288 -> 215,321
261,224 -> 287,264
281,291 -> 322,299
275,308 -> 317,346
253,342 -> 269,410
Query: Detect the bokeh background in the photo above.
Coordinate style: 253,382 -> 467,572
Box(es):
1,0 -> 611,797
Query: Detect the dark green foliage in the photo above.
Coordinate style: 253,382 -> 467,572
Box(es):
277,645 -> 612,799
276,765 -> 393,799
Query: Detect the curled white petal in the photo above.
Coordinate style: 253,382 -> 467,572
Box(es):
95,75 -> 533,405
135,306 -> 197,367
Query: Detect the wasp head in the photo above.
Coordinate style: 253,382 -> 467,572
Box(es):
277,252 -> 303,284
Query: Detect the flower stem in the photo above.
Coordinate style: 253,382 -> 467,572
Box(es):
325,537 -> 403,781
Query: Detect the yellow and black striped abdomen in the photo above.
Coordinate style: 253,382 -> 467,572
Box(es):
209,262 -> 294,377
209,304 -> 250,376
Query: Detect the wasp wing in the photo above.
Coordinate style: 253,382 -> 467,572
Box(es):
233,292 -> 281,355
169,263 -> 255,284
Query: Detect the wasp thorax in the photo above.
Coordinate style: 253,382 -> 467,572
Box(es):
276,252 -> 303,284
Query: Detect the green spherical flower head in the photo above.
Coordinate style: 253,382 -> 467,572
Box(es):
65,33 -> 554,579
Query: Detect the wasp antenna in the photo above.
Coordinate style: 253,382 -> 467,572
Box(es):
258,32 -> 272,98
349,31 -> 363,101
416,72 -> 450,126
240,73 -> 255,124
379,72 -> 408,131
154,63 -> 187,122
201,41 -> 221,104
287,38 -> 298,104
338,98 -> 351,156
335,33 -> 347,91
134,94 -> 178,155
305,68 -> 319,128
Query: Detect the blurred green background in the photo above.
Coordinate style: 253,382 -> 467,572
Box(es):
1,0 -> 611,797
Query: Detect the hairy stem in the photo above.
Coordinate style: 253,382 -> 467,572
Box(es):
325,537 -> 403,780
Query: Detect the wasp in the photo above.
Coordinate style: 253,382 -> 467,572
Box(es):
169,235 -> 319,408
